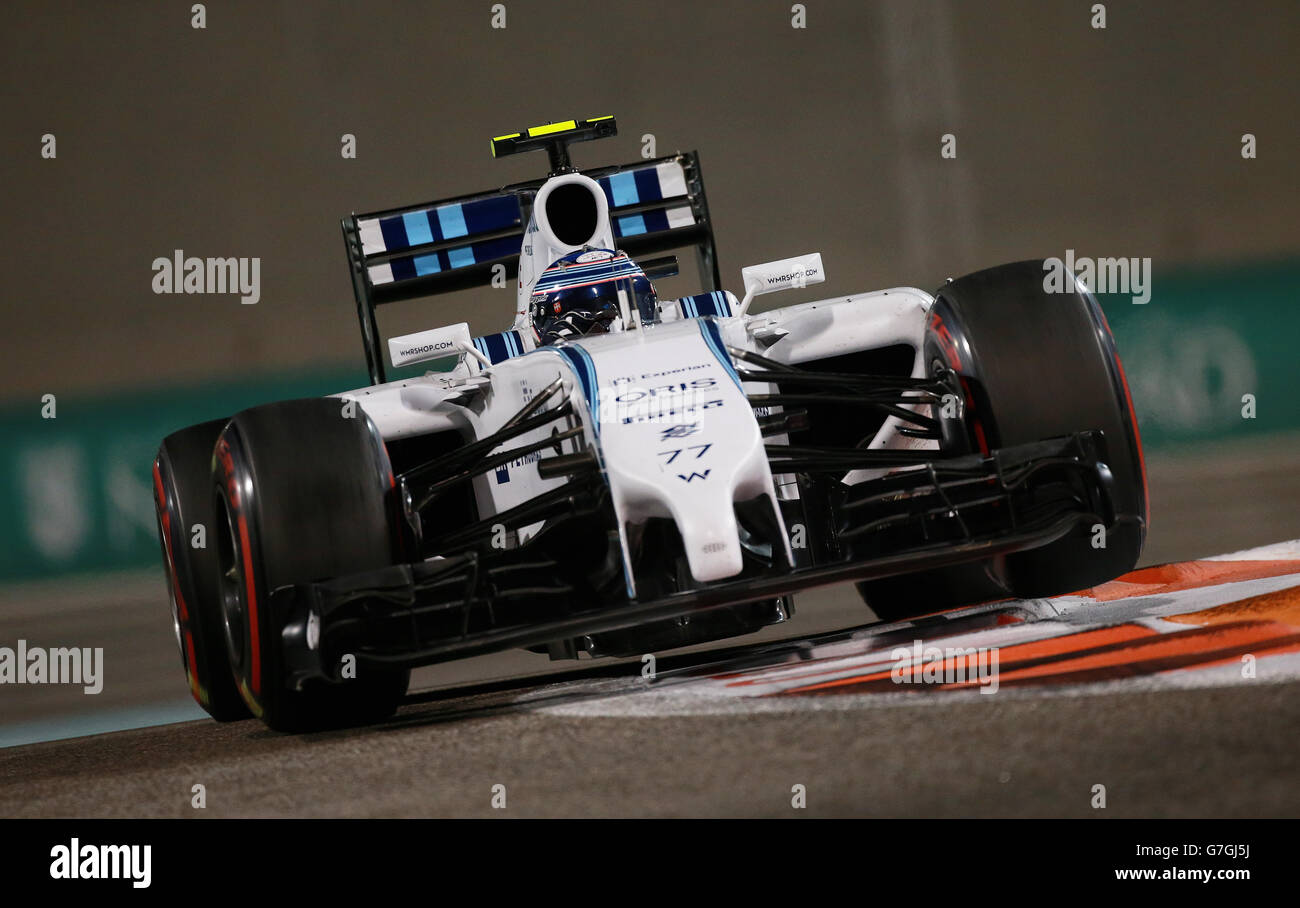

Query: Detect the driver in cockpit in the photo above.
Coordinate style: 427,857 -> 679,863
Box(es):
528,248 -> 660,346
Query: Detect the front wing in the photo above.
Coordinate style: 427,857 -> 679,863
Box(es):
268,431 -> 1138,690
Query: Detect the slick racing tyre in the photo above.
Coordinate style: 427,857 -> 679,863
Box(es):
858,259 -> 1148,619
213,398 -> 409,732
154,419 -> 251,721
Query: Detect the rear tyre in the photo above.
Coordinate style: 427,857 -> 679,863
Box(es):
213,398 -> 409,732
857,259 -> 1148,618
153,419 -> 251,721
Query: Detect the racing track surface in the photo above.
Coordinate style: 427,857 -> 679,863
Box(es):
2,446 -> 1300,817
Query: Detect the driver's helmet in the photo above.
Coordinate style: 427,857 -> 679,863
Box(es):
529,248 -> 659,345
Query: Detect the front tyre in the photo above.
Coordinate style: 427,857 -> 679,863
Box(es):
924,259 -> 1148,596
213,398 -> 409,732
858,260 -> 1148,618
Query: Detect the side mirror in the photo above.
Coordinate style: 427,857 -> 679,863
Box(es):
388,322 -> 475,370
738,253 -> 825,316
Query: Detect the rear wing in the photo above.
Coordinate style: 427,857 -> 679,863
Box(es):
342,148 -> 723,384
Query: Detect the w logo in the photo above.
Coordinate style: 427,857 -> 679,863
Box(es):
677,470 -> 710,483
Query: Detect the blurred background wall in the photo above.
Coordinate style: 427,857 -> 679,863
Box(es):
1,0 -> 1297,582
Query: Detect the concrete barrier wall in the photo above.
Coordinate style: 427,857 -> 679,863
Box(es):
0,368 -> 365,580
1098,260 -> 1300,447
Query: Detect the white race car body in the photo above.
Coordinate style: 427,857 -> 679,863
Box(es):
333,124 -> 943,600
337,275 -> 934,596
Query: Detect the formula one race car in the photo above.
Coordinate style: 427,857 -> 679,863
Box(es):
153,117 -> 1147,730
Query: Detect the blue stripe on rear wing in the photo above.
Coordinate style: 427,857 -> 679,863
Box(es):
594,161 -> 698,240
358,194 -> 524,288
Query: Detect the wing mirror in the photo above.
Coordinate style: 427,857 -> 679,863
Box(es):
737,253 -> 825,316
388,322 -> 485,371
